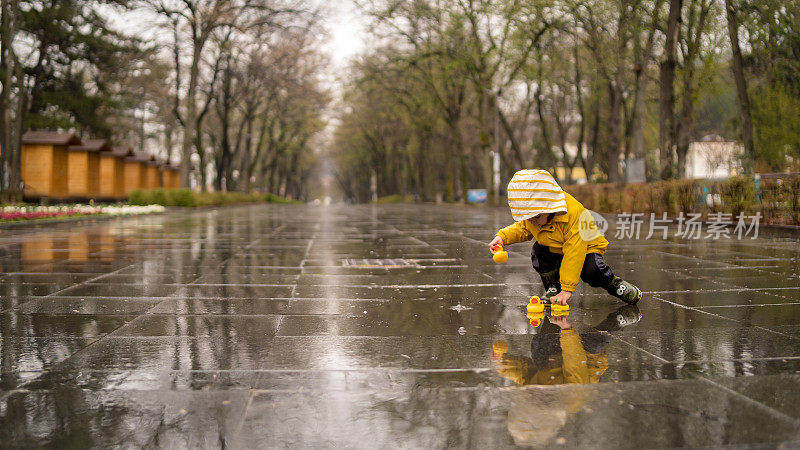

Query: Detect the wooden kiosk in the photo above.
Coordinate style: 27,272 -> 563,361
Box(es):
122,150 -> 147,195
66,139 -> 107,199
99,143 -> 126,200
145,156 -> 162,189
21,131 -> 81,200
163,163 -> 180,189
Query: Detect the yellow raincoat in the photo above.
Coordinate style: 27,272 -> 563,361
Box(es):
495,192 -> 608,292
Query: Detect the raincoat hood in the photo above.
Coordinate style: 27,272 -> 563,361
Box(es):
507,169 -> 567,221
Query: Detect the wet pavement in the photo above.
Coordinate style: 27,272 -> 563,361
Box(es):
1,204 -> 800,447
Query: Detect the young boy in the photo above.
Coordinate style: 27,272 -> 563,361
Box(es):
488,169 -> 641,306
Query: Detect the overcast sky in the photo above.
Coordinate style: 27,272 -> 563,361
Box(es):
102,1 -> 368,72
97,1 -> 369,163
319,1 -> 368,69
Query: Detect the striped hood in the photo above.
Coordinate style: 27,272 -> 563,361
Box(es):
507,169 -> 567,221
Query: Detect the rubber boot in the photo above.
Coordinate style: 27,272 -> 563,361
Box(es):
539,269 -> 560,300
605,276 -> 642,305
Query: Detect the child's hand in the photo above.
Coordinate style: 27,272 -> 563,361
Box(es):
489,236 -> 503,251
550,290 -> 571,305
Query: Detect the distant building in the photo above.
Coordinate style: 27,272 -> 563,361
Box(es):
552,143 -> 588,184
686,135 -> 743,180
555,166 -> 587,184
21,130 -> 81,199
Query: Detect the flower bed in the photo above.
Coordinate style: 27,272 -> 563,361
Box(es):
0,204 -> 165,223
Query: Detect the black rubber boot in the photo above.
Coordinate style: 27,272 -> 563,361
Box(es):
539,269 -> 561,300
605,276 -> 643,305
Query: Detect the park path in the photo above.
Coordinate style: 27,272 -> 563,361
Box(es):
1,203 -> 800,447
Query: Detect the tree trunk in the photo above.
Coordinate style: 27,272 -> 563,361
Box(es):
573,46 -> 588,181
0,0 -> 11,198
445,145 -> 454,202
676,70 -> 695,178
724,0 -> 755,173
12,63 -> 24,196
631,68 -> 647,173
268,149 -> 280,194
241,116 -> 253,193
181,41 -> 203,188
623,93 -> 633,163
535,82 -> 554,172
606,82 -> 623,183
497,105 -> 525,168
215,121 -> 230,192
0,0 -> 21,201
584,95 -> 600,181
417,131 -> 427,201
164,125 -> 174,163
631,0 -> 664,171
194,120 -> 208,192
659,0 -> 683,180
452,120 -> 468,203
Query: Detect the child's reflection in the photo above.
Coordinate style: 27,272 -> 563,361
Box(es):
493,315 -> 609,386
492,305 -> 641,386
491,305 -> 641,447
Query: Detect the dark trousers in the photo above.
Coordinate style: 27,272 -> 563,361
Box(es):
531,242 -> 615,289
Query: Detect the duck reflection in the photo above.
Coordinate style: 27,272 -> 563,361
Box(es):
492,305 -> 642,386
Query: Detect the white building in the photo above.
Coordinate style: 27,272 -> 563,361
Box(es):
685,134 -> 743,180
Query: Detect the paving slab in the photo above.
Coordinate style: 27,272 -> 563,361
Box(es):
1,203 -> 799,447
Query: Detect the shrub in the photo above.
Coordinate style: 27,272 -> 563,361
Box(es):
759,178 -> 782,223
596,185 -> 612,213
150,188 -> 167,206
166,189 -> 196,207
785,177 -> 800,225
580,185 -> 597,211
262,193 -> 296,204
674,179 -> 697,214
568,184 -> 596,210
196,191 -> 222,207
374,194 -> 414,204
627,184 -> 641,212
660,181 -> 680,215
128,189 -> 151,206
127,188 -> 295,207
644,182 -> 663,213
722,176 -> 756,218
595,184 -> 625,213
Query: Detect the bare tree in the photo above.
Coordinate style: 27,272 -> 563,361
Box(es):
144,0 -> 311,187
659,0 -> 683,179
675,0 -> 719,177
724,0 -> 755,173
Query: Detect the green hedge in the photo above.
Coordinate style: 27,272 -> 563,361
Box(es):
373,194 -> 416,204
565,176 -> 800,225
128,188 -> 299,207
